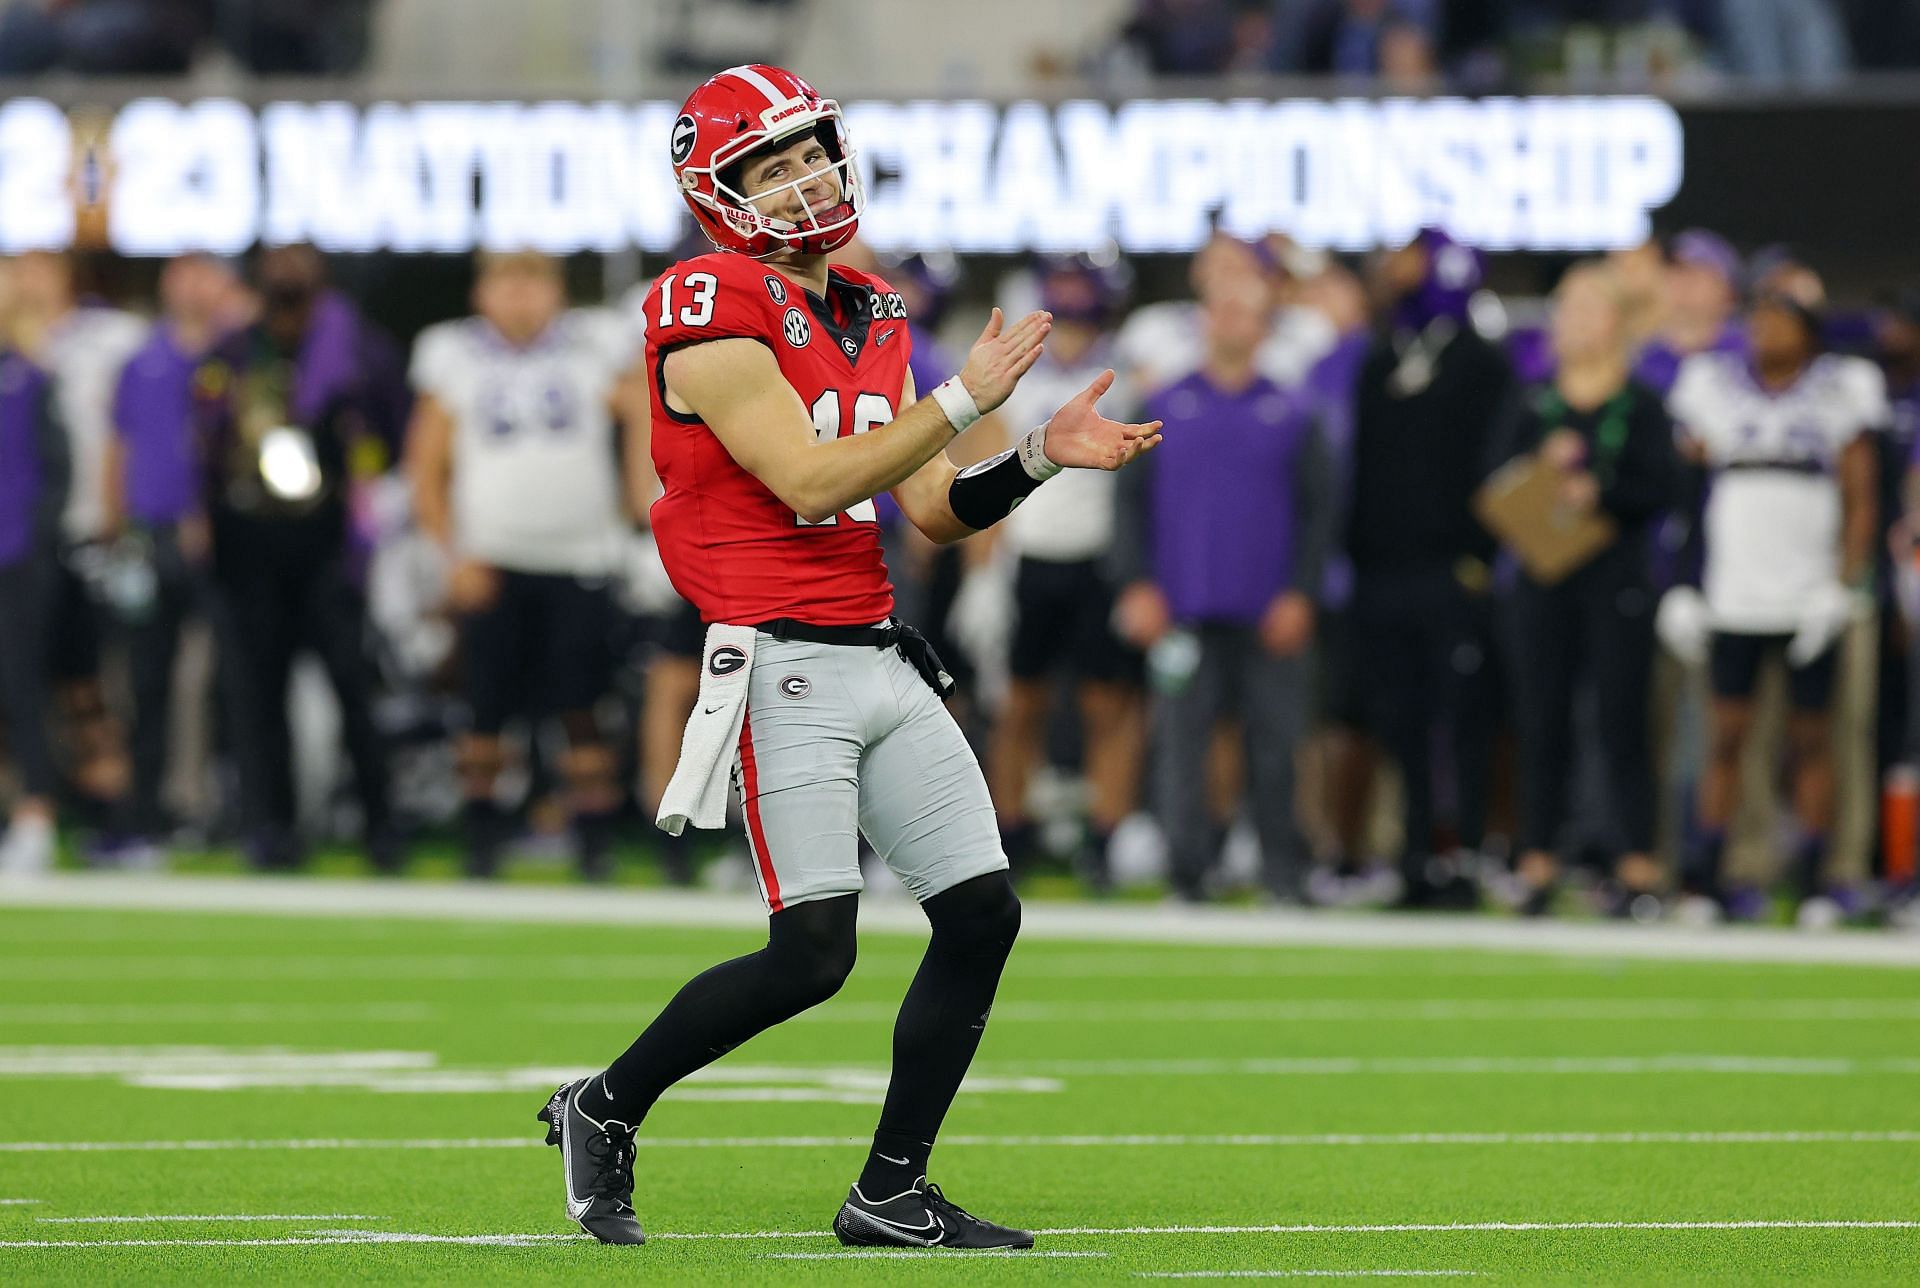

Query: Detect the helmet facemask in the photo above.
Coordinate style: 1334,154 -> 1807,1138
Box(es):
694,116 -> 865,258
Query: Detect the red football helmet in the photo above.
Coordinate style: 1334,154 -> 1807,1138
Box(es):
670,64 -> 864,259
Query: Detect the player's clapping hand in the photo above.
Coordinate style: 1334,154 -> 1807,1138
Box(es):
1042,369 -> 1164,471
958,308 -> 1052,414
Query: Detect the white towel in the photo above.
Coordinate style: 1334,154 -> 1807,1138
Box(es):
655,624 -> 756,836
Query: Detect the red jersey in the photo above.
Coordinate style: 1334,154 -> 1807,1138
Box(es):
645,251 -> 913,626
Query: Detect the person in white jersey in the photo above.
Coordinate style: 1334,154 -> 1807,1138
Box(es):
9,250 -> 145,822
1660,291 -> 1887,919
406,251 -> 646,879
985,255 -> 1144,884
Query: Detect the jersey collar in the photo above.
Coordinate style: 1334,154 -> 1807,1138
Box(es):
803,269 -> 874,366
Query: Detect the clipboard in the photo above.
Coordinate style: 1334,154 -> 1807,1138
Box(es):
1473,454 -> 1617,585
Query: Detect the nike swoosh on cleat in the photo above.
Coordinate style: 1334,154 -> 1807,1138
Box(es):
860,1208 -> 943,1239
878,1153 -> 910,1165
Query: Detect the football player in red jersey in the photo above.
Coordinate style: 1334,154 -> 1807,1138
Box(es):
538,64 -> 1160,1250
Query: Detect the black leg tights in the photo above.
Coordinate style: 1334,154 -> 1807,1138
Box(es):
592,894 -> 859,1124
859,872 -> 1022,1195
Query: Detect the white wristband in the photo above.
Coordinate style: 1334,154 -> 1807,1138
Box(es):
931,376 -> 980,433
1016,421 -> 1062,482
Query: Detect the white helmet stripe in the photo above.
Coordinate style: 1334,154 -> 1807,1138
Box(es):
721,64 -> 793,112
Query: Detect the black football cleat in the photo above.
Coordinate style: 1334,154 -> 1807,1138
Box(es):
833,1177 -> 1035,1249
537,1078 -> 644,1245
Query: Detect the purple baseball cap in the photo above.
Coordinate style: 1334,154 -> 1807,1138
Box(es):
1669,228 -> 1740,284
1393,227 -> 1485,331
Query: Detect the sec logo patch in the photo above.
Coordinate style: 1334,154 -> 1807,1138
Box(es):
782,307 -> 812,348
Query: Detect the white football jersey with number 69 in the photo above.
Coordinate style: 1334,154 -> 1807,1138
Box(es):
410,309 -> 637,576
1671,351 -> 1889,633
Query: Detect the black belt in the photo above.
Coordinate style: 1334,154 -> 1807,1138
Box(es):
753,617 -> 956,699
755,617 -> 901,648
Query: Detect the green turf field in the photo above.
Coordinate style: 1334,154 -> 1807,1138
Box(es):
3,887 -> 1919,1284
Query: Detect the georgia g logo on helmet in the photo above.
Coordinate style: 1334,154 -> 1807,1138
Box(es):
669,113 -> 698,167
669,64 -> 865,260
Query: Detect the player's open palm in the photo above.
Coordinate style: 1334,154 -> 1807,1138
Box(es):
1042,369 -> 1164,471
959,308 -> 1052,413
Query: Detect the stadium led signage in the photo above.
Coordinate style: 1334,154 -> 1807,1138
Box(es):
0,95 -> 1683,257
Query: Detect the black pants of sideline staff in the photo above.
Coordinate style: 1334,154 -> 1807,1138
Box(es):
1351,565 -> 1501,879
118,528 -> 212,841
208,519 -> 390,868
0,556 -> 59,801
1507,553 -> 1657,858
1151,623 -> 1309,901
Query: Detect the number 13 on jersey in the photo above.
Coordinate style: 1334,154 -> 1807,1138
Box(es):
800,390 -> 894,527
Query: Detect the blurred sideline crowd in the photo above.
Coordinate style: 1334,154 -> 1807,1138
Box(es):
5,1 -> 1919,91
2,225 -> 1919,929
1106,0 -> 1920,88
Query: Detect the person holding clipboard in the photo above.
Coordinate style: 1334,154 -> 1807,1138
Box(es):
1479,263 -> 1679,915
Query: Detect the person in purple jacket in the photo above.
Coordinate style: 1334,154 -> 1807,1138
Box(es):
1111,276 -> 1334,902
100,253 -> 239,852
0,343 -> 66,875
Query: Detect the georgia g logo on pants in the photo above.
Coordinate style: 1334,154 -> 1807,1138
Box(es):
709,645 -> 748,676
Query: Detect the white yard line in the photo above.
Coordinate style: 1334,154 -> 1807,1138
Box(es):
979,1055 -> 1920,1077
6,873 -> 1919,967
0,1003 -> 433,1026
0,1049 -> 1057,1098
928,1132 -> 1920,1149
1140,1273 -> 1479,1280
7,1048 -> 1915,1089
0,953 -> 1654,981
2,1218 -> 1916,1251
765,1250 -> 1108,1259
6,1130 -> 1920,1154
1051,1221 -> 1920,1235
2,955 -> 726,982
15,998 -> 1920,1028
0,1234 -> 581,1248
0,1137 -> 544,1154
0,1048 -> 436,1076
36,1214 -> 379,1224
0,1199 -> 39,1205
753,999 -> 1920,1025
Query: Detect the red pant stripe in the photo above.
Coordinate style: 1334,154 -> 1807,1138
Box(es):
736,707 -> 782,912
